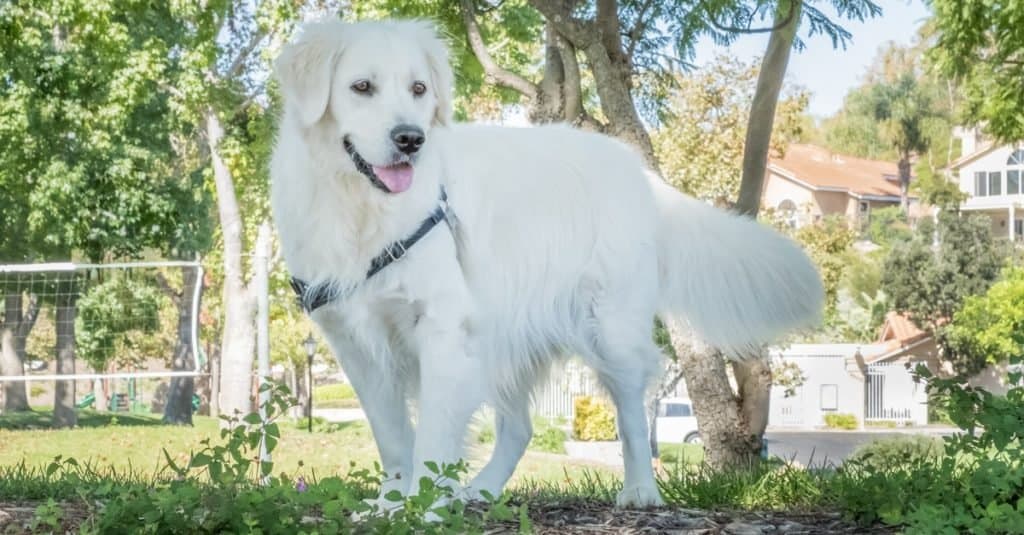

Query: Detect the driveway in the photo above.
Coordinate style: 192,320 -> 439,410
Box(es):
765,429 -> 954,466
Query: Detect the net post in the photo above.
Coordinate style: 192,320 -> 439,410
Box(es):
254,222 -> 273,478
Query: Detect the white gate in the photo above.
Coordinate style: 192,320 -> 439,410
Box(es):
865,362 -> 926,423
532,359 -> 602,420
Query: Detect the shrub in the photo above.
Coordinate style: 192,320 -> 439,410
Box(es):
823,413 -> 858,430
572,396 -> 617,441
846,435 -> 943,472
476,417 -> 567,454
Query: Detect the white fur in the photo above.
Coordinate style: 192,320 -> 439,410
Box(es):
270,19 -> 824,510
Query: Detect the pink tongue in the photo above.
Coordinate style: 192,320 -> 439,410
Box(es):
372,163 -> 414,193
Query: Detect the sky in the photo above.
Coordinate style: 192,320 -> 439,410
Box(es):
692,0 -> 932,118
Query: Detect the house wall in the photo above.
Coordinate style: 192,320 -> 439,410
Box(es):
968,361 -> 1017,396
957,146 -> 1018,196
762,172 -> 818,217
768,346 -> 869,428
812,190 -> 850,220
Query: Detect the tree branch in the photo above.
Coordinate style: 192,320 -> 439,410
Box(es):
626,0 -> 658,59
226,28 -> 271,79
527,0 -> 593,48
15,294 -> 40,339
154,271 -> 184,307
460,0 -> 538,99
704,0 -> 798,35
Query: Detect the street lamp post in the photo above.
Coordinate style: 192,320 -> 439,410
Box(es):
302,333 -> 317,433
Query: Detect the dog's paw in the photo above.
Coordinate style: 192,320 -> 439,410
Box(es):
615,484 -> 665,508
459,484 -> 500,504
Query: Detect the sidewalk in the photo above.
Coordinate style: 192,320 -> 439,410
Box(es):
311,408 -> 366,422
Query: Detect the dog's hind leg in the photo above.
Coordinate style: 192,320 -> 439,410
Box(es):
465,391 -> 532,501
588,293 -> 665,508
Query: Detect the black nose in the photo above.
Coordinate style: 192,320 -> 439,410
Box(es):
390,124 -> 425,155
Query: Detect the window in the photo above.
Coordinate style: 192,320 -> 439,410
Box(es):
975,171 -> 988,196
1017,220 -> 1023,241
1009,149 -> 1024,165
659,402 -> 692,417
1010,170 -> 1021,195
859,201 -> 869,214
990,171 -> 1002,196
820,384 -> 839,411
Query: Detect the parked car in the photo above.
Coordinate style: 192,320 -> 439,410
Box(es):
655,397 -> 701,444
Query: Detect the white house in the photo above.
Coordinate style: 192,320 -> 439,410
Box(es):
950,128 -> 1024,241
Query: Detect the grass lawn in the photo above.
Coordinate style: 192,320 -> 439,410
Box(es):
0,409 -> 616,486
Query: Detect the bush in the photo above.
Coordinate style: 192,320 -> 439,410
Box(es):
476,417 -> 568,454
572,397 -> 617,441
823,413 -> 858,430
846,435 -> 943,472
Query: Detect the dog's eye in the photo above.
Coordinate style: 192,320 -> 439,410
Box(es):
351,80 -> 372,94
411,81 -> 427,96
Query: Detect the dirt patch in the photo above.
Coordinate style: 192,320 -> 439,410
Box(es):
2,500 -> 895,534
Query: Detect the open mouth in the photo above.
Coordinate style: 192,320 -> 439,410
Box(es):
343,137 -> 414,194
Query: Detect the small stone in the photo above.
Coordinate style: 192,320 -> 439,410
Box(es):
0,509 -> 12,526
776,521 -> 809,533
724,521 -> 768,535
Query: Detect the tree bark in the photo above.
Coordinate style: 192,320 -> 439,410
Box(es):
54,291 -> 77,428
898,156 -> 911,215
1,294 -> 34,412
206,108 -> 257,423
162,266 -> 200,425
581,0 -> 658,168
667,319 -> 763,469
735,0 -> 802,217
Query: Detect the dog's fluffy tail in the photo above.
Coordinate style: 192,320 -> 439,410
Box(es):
649,175 -> 824,357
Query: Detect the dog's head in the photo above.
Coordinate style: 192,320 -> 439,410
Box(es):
274,20 -> 453,194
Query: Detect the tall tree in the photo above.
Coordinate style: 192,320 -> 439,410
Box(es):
161,0 -> 307,421
927,0 -> 1024,142
881,212 -> 1004,375
0,0 -> 209,425
653,55 -> 808,205
870,73 -> 938,214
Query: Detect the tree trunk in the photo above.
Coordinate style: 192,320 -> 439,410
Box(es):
54,293 -> 77,428
666,319 -> 765,470
898,156 -> 911,215
735,0 -> 803,216
206,108 -> 257,423
209,341 -> 221,418
163,266 -> 200,425
1,294 -> 30,412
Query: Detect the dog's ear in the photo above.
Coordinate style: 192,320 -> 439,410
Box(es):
274,23 -> 344,127
413,22 -> 454,127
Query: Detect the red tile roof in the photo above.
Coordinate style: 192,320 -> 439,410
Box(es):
769,144 -> 908,198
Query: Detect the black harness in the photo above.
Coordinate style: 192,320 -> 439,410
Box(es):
290,187 -> 452,313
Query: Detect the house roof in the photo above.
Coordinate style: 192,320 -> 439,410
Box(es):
768,144 -> 910,200
865,312 -> 933,363
947,141 -> 998,171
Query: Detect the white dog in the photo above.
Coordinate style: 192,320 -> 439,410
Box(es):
270,19 -> 823,510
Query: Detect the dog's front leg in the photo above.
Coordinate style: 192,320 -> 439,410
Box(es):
408,312 -> 484,506
333,348 -> 414,509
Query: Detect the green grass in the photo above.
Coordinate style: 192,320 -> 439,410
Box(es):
658,442 -> 704,466
0,408 -> 613,489
313,383 -> 360,408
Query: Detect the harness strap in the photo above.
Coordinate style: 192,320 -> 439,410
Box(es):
290,186 -> 450,313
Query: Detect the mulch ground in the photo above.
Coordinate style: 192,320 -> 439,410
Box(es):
1,500 -> 897,534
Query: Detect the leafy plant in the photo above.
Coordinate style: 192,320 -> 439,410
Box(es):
824,413 -> 858,430
572,396 -> 617,442
846,435 -> 943,472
